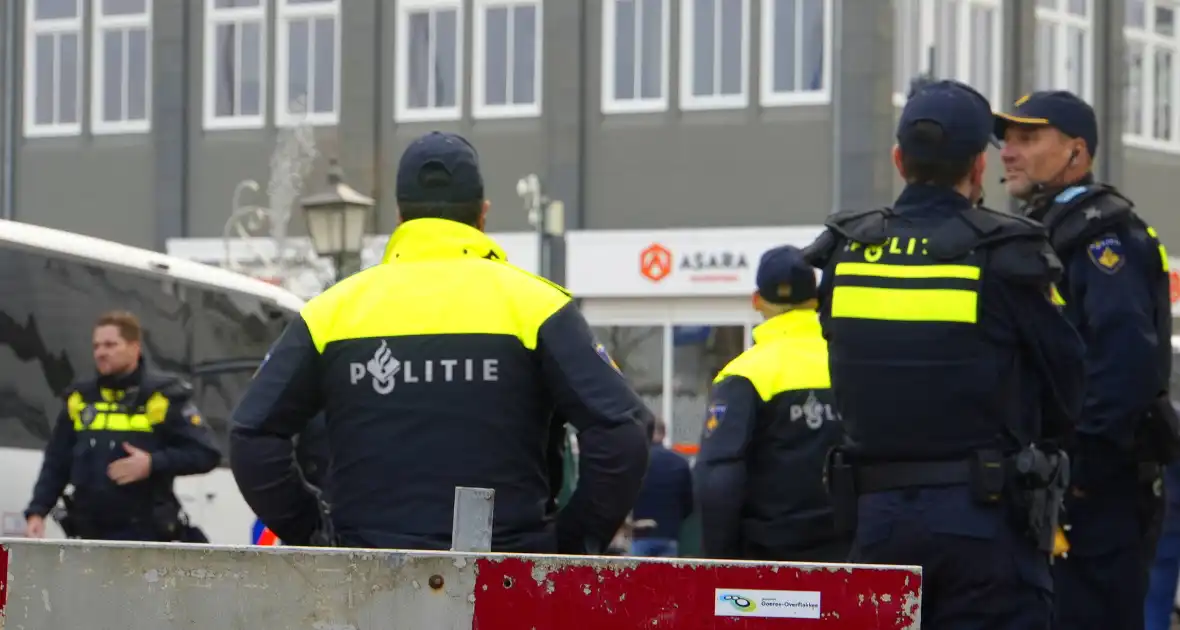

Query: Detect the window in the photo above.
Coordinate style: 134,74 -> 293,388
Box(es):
892,0 -> 1001,106
1125,0 -> 1180,149
203,0 -> 267,130
276,0 -> 340,126
24,0 -> 82,137
681,0 -> 749,110
1034,0 -> 1092,102
602,0 -> 669,114
92,0 -> 152,134
473,0 -> 542,119
396,0 -> 463,122
760,0 -> 831,106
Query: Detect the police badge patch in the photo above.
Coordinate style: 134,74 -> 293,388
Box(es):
80,405 -> 97,428
594,343 -> 622,373
704,403 -> 727,437
1087,236 -> 1125,274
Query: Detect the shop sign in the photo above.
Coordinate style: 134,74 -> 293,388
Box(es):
568,226 -> 825,298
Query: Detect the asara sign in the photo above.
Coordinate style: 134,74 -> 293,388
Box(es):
640,243 -> 750,283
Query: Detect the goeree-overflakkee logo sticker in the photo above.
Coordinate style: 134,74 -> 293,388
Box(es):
714,589 -> 821,619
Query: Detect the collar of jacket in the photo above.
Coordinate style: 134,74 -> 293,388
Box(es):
380,218 -> 509,264
752,309 -> 821,345
95,358 -> 144,391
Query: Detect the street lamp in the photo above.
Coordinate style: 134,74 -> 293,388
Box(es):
516,173 -> 564,279
301,158 -> 376,283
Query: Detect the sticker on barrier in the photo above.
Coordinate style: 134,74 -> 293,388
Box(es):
0,538 -> 922,629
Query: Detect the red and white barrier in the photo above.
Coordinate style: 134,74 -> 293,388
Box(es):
0,538 -> 921,629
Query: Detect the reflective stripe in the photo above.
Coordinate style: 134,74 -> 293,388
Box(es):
835,262 -> 980,280
1049,284 -> 1067,306
67,390 -> 169,433
1146,226 -> 1169,272
831,286 -> 979,323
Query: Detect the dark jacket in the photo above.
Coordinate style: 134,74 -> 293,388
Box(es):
695,311 -> 846,559
26,363 -> 222,527
632,444 -> 693,540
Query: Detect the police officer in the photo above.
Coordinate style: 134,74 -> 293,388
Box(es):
803,80 -> 1086,627
994,90 -> 1175,630
229,132 -> 652,554
695,245 -> 849,562
24,310 -> 221,541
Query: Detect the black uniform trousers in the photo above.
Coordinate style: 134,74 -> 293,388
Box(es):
1052,481 -> 1164,630
849,485 -> 1052,630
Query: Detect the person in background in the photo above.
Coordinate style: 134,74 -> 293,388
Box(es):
630,418 -> 693,557
24,310 -> 221,542
695,245 -> 849,562
1144,455 -> 1180,630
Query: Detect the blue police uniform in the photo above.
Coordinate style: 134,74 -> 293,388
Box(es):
230,132 -> 651,553
805,81 -> 1086,628
695,246 -> 850,562
996,91 -> 1176,630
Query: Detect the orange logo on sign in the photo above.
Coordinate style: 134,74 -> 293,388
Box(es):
1170,270 -> 1180,304
640,243 -> 673,282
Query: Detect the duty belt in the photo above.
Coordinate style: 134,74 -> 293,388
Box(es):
854,460 -> 972,495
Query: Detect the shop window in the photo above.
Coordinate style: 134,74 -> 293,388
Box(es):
591,325 -> 664,431
671,325 -> 746,449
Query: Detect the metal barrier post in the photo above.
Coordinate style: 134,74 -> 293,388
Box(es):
451,486 -> 494,552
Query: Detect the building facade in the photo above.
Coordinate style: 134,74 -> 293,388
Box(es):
3,0 -> 1180,447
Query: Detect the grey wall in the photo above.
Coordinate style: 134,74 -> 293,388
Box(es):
3,0 -> 1180,258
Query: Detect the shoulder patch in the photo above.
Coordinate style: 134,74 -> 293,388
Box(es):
704,403 -> 727,437
1087,235 -> 1125,274
182,401 -> 203,426
1055,185 -> 1088,204
594,343 -> 622,373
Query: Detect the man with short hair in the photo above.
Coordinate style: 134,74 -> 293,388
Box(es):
230,132 -> 652,554
804,80 -> 1085,626
695,245 -> 849,562
996,90 -> 1176,630
25,310 -> 220,541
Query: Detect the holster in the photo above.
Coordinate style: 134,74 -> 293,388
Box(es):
1136,394 -> 1180,465
151,495 -> 209,543
823,447 -> 857,536
1007,445 -> 1070,554
51,493 -> 79,538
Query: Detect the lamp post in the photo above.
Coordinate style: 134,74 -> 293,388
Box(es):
300,159 -> 376,284
516,173 -> 564,279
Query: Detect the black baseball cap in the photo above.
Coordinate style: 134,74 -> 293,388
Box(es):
395,131 -> 484,204
897,80 -> 996,161
993,91 -> 1099,157
756,245 -> 817,305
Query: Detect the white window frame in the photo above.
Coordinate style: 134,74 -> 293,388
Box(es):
91,0 -> 153,135
601,0 -> 671,114
679,0 -> 751,111
1123,1 -> 1180,153
202,0 -> 268,131
472,0 -> 543,119
759,0 -> 833,107
890,0 -> 1003,107
275,0 -> 340,127
24,0 -> 84,137
1034,0 -> 1094,103
395,0 -> 465,123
